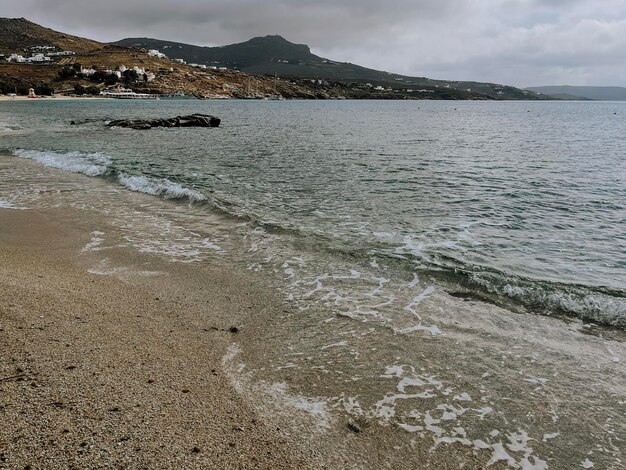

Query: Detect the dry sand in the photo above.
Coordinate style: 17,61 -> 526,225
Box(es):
0,95 -> 108,101
0,208 -> 311,469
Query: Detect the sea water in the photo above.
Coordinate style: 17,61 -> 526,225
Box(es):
1,99 -> 624,468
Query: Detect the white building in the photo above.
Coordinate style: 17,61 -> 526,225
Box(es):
8,54 -> 26,63
29,53 -> 51,62
148,50 -> 167,59
48,51 -> 75,57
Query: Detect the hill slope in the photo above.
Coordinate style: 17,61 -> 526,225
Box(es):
114,35 -> 543,100
526,86 -> 626,101
0,17 -> 103,54
115,35 -> 420,82
0,18 -> 547,101
0,18 -> 322,99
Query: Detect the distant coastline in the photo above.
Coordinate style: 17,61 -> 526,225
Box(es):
526,85 -> 626,101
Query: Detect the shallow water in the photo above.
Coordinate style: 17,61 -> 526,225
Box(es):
1,99 -> 625,468
1,99 -> 624,326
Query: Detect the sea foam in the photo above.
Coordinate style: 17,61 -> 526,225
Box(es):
13,149 -> 111,177
0,200 -> 24,210
118,173 -> 206,202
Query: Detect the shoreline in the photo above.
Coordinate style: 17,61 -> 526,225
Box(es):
0,208 -> 312,469
0,95 -> 111,101
1,106 -> 625,469
2,200 -> 623,470
0,203 -> 501,470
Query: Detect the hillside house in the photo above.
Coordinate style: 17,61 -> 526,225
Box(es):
148,50 -> 167,59
48,51 -> 75,57
29,53 -> 51,62
8,54 -> 26,63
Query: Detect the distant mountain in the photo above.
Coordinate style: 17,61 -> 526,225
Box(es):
526,86 -> 626,101
113,35 -> 543,100
0,17 -> 103,54
115,35 -> 392,81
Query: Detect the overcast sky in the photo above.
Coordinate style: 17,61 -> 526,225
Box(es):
4,0 -> 626,87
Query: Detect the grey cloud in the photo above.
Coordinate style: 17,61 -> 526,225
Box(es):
10,0 -> 464,46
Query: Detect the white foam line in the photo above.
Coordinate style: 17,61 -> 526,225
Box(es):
542,432 -> 559,442
407,273 -> 419,289
320,341 -> 348,350
395,324 -> 442,336
0,200 -> 26,210
81,231 -> 106,253
404,285 -> 435,317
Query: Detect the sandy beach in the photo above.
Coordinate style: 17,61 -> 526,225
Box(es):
0,200 -> 500,470
0,95 -> 109,101
0,208 -> 311,469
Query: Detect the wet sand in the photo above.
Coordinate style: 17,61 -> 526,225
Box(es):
1,199 -> 624,469
0,208 -> 310,469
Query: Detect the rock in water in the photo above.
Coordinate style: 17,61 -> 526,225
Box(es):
107,113 -> 220,129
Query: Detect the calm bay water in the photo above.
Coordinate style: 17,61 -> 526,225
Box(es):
1,99 -> 624,326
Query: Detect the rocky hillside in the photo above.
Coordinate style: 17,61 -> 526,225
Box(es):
0,19 -> 319,99
115,35 -> 545,100
0,17 -> 103,54
0,18 -> 542,100
0,45 -> 320,99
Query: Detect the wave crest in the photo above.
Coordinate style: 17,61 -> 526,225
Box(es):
13,149 -> 111,177
118,173 -> 206,202
467,270 -> 626,328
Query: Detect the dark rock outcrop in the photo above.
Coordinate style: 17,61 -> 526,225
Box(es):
107,113 -> 220,130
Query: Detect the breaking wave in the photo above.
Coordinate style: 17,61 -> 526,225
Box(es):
11,149 -> 206,204
339,243 -> 626,328
118,173 -> 206,202
464,269 -> 626,328
13,149 -> 111,177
